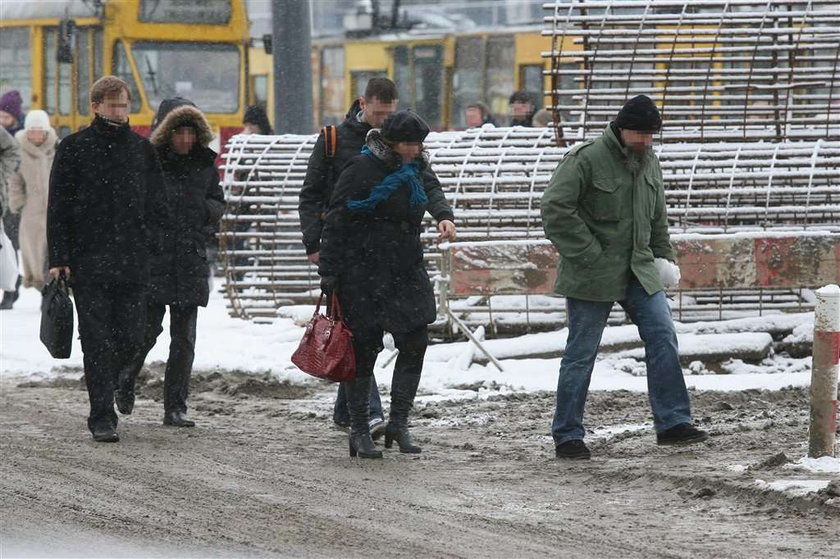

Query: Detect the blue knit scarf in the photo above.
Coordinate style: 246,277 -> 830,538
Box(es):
346,146 -> 428,211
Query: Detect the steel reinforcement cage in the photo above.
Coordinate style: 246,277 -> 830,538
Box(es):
544,0 -> 840,144
219,130 -> 840,327
217,1 -> 840,331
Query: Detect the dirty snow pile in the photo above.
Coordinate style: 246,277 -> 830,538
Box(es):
0,284 -> 816,396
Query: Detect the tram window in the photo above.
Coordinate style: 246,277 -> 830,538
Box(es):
452,37 -> 483,128
251,75 -> 267,106
93,29 -> 103,78
44,31 -> 57,114
58,54 -> 72,116
139,0 -> 231,24
519,65 -> 544,109
0,28 -> 31,111
393,46 -> 411,111
112,41 -> 143,113
319,46 -> 345,125
133,42 -> 240,113
77,31 -> 90,115
485,36 -> 515,123
413,45 -> 442,128
351,70 -> 386,99
553,62 -> 580,122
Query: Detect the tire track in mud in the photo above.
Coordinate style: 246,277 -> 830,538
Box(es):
1,378 -> 838,558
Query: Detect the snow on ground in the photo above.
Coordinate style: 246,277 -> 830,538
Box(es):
784,456 -> 840,474
0,282 -> 816,396
753,479 -> 832,496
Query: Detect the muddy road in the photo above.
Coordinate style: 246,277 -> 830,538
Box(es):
1,369 -> 838,558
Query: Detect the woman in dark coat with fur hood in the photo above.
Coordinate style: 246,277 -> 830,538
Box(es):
319,110 -> 456,458
115,97 -> 225,427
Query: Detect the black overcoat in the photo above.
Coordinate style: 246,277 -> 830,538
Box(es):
148,145 -> 225,307
47,115 -> 167,283
319,138 -> 454,334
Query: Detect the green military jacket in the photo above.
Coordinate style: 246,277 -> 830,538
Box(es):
541,124 -> 676,302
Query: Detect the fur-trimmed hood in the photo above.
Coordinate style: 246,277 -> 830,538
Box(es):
150,104 -> 214,148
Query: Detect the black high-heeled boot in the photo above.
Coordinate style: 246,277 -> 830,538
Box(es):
384,347 -> 424,454
345,377 -> 382,459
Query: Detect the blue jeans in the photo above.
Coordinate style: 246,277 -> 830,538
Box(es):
552,278 -> 692,445
333,377 -> 383,426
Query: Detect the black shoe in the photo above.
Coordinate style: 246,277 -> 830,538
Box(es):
555,439 -> 591,460
163,411 -> 195,427
0,292 -> 13,310
657,423 -> 709,446
114,390 -> 135,415
91,425 -> 120,443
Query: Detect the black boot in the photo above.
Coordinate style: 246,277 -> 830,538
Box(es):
384,342 -> 424,454
0,290 -> 13,310
163,410 -> 195,427
114,357 -> 141,415
345,377 -> 382,459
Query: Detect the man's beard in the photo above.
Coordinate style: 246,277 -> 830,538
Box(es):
623,147 -> 651,173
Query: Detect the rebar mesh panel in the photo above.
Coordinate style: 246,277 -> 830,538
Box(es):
220,129 -> 839,321
543,0 -> 840,143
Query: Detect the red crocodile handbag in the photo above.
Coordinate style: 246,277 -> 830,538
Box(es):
291,293 -> 356,382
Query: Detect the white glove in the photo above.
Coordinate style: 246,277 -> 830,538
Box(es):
654,258 -> 681,289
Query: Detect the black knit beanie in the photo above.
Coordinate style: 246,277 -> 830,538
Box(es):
615,95 -> 662,132
381,110 -> 430,143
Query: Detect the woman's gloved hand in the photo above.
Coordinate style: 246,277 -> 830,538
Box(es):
319,275 -> 338,295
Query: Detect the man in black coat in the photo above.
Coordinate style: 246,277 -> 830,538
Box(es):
116,97 -> 225,427
48,76 -> 167,442
299,78 -> 401,434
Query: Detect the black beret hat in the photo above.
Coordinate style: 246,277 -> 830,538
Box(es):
615,95 -> 662,132
381,110 -> 430,143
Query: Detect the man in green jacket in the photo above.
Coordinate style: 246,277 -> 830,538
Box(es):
541,95 -> 708,460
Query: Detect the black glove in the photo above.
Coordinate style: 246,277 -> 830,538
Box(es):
320,275 -> 338,295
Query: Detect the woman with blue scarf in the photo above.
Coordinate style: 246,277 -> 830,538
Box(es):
319,111 -> 456,459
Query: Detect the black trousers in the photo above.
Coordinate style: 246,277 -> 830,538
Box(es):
73,280 -> 146,431
129,302 -> 198,414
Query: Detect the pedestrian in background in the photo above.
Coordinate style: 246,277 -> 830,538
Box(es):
541,95 -> 708,460
8,110 -> 57,292
508,91 -> 536,127
242,105 -> 273,135
117,98 -> 225,427
47,76 -> 167,443
0,90 -> 25,308
464,102 -> 496,128
318,111 -> 456,458
0,90 -> 25,136
0,126 -> 21,309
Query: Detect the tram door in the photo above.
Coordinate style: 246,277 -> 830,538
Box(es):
393,44 -> 444,129
43,25 -> 103,136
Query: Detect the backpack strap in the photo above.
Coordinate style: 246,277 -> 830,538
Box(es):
321,125 -> 338,158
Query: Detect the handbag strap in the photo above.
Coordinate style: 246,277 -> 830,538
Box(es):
329,293 -> 344,321
313,292 -> 325,315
